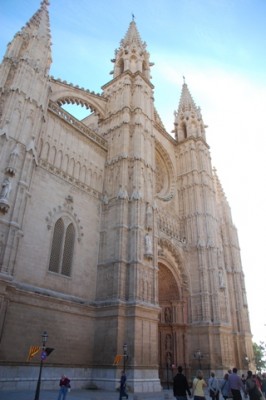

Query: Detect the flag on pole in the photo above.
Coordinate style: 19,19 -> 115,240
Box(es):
27,345 -> 40,361
45,348 -> 54,357
113,354 -> 123,365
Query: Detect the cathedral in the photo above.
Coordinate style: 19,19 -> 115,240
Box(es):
0,0 -> 253,393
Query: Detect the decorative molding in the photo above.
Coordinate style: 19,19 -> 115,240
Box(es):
45,200 -> 84,242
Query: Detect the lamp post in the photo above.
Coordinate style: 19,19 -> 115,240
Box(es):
123,343 -> 128,373
194,349 -> 203,370
34,331 -> 48,400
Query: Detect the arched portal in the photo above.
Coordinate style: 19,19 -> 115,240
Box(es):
158,262 -> 189,388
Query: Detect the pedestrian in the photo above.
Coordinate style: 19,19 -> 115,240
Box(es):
245,370 -> 262,400
209,371 -> 220,400
192,370 -> 207,400
220,373 -> 231,400
119,370 -> 128,400
261,374 -> 266,397
57,374 -> 71,400
228,368 -> 245,400
173,365 -> 192,400
241,374 -> 246,388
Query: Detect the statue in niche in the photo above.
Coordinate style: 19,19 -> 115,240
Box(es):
165,334 -> 172,350
144,233 -> 152,255
0,177 -> 11,201
146,203 -> 153,230
165,307 -> 172,323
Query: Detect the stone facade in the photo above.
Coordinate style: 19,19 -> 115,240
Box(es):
0,1 -> 253,393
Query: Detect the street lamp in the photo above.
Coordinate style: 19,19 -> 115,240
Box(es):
194,349 -> 203,370
123,343 -> 128,372
34,331 -> 48,400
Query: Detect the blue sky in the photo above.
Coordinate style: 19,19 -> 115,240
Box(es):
1,0 -> 266,345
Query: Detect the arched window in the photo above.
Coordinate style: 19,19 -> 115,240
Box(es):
48,217 -> 75,277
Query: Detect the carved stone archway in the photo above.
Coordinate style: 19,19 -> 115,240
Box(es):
158,259 -> 189,387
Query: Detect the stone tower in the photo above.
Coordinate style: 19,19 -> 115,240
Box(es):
0,1 -> 253,393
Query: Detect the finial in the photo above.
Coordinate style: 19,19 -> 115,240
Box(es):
183,76 -> 186,84
132,13 -> 135,21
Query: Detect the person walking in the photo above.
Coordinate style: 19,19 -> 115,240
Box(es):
57,374 -> 71,400
261,374 -> 266,397
119,370 -> 128,400
228,368 -> 245,400
173,365 -> 192,400
220,373 -> 231,400
192,370 -> 207,400
246,371 -> 262,400
209,371 -> 220,400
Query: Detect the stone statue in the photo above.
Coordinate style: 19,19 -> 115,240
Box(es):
165,307 -> 171,323
0,177 -> 11,201
145,233 -> 152,255
146,203 -> 153,229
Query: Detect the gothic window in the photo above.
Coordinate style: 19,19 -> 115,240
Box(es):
48,217 -> 75,277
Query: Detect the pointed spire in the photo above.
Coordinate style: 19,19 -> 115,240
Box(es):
178,82 -> 198,114
173,81 -> 206,142
3,0 -> 52,75
121,20 -> 144,51
111,20 -> 153,80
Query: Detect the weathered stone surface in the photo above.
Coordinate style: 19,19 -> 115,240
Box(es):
0,1 -> 253,393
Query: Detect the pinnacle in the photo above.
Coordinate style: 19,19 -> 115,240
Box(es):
178,82 -> 198,114
21,0 -> 51,40
120,20 -> 146,51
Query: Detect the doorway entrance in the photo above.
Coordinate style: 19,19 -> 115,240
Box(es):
158,262 -> 188,388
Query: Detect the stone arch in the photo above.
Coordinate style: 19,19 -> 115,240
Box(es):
55,150 -> 63,169
158,237 -> 190,294
155,140 -> 176,202
45,200 -> 84,243
157,237 -> 190,386
49,79 -> 107,119
48,145 -> 56,165
80,165 -> 87,184
41,141 -> 50,161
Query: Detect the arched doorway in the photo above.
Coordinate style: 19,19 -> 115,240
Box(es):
158,262 -> 189,388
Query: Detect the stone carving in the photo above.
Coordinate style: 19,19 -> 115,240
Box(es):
144,233 -> 152,258
164,307 -> 172,323
0,177 -> 12,213
5,144 -> 20,176
146,203 -> 153,230
131,186 -> 142,200
102,192 -> 109,204
117,185 -> 128,199
0,178 -> 11,201
165,334 -> 172,350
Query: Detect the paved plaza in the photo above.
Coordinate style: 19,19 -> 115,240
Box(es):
0,388 -> 174,400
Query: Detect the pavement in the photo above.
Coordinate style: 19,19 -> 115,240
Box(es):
0,388 -> 175,400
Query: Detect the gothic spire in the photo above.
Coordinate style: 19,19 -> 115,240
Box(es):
178,81 -> 198,114
2,0 -> 52,75
111,20 -> 154,81
173,81 -> 206,142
